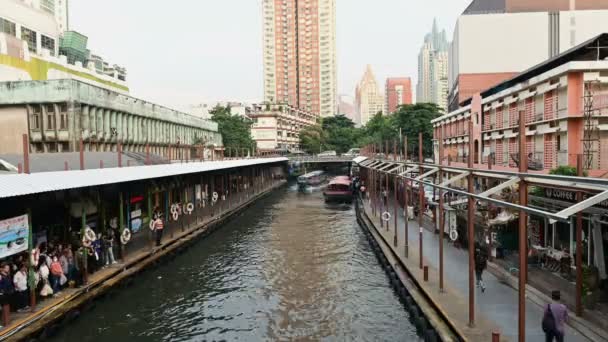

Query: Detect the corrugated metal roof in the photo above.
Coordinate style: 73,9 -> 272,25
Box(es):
0,158 -> 287,199
353,156 -> 368,164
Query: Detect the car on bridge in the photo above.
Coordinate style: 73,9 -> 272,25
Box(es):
317,150 -> 337,158
343,148 -> 360,157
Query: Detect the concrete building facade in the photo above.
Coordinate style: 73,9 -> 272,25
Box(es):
187,101 -> 250,121
355,65 -> 384,126
0,80 -> 222,157
338,94 -> 358,126
385,77 -> 412,114
448,2 -> 608,111
434,34 -> 608,177
417,19 -> 449,112
262,0 -> 337,118
0,0 -> 128,93
248,103 -> 317,151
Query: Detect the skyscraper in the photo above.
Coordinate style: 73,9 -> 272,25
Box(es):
355,65 -> 384,126
385,77 -> 412,114
262,0 -> 337,118
38,0 -> 69,32
417,19 -> 449,112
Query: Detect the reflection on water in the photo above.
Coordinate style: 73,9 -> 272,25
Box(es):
51,186 -> 417,341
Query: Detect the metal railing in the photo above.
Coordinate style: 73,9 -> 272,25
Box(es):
288,155 -> 356,162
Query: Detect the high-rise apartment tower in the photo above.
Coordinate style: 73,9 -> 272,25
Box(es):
262,0 -> 337,118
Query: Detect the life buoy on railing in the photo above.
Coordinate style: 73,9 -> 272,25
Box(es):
84,226 -> 96,241
120,228 -> 132,245
186,203 -> 194,214
82,238 -> 92,248
172,211 -> 179,221
449,229 -> 458,242
382,211 -> 391,222
170,204 -> 178,215
212,192 -> 219,202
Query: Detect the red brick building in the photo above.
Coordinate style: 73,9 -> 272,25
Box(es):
385,77 -> 413,114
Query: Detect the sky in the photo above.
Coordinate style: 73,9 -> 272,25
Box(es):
70,0 -> 472,109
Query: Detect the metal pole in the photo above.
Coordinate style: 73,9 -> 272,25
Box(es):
394,172 -> 398,246
439,127 -> 445,292
517,109 -> 527,341
146,144 -> 150,165
404,136 -> 409,257
22,134 -> 30,174
419,133 -> 424,269
385,162 -> 389,230
576,155 -> 583,316
118,141 -> 122,168
79,138 -> 84,170
393,139 -> 397,161
27,208 -> 36,310
468,119 -> 475,327
371,145 -> 375,216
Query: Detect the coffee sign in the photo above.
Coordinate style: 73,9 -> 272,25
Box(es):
544,188 -> 608,209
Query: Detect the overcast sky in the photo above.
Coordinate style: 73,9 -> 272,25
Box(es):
70,0 -> 471,109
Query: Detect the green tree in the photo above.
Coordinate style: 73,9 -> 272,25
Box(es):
355,112 -> 397,150
322,115 -> 358,154
391,103 -> 442,158
209,105 -> 256,155
299,124 -> 326,154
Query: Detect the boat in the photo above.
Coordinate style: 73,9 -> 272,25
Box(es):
297,170 -> 327,188
323,176 -> 353,202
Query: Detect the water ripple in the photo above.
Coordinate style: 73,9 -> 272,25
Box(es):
51,186 -> 419,341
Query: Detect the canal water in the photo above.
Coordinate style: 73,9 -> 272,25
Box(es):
51,184 -> 417,341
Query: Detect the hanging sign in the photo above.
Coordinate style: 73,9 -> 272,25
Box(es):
0,214 -> 29,259
544,188 -> 608,209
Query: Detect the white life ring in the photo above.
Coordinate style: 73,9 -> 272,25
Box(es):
82,238 -> 92,248
186,203 -> 194,214
84,226 -> 96,241
172,211 -> 179,221
170,204 -> 178,215
212,192 -> 219,201
449,230 -> 458,242
120,228 -> 132,245
149,219 -> 155,231
382,211 -> 391,222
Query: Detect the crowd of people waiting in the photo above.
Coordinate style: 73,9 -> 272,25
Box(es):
0,228 -> 119,323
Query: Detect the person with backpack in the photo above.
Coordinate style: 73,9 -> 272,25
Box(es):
543,290 -> 568,342
474,243 -> 488,293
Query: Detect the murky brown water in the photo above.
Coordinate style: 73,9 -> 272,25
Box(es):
51,184 -> 417,341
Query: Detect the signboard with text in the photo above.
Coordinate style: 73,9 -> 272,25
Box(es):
544,188 -> 608,209
0,214 -> 29,259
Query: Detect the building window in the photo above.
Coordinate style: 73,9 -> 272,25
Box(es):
40,0 -> 55,14
0,18 -> 16,36
30,106 -> 41,130
59,104 -> 67,130
46,104 -> 56,130
41,35 -> 55,56
21,27 -> 37,53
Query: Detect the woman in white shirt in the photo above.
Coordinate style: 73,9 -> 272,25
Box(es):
12,264 -> 28,311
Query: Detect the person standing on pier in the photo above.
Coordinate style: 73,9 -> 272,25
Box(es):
474,243 -> 488,293
153,214 -> 165,247
13,263 -> 28,311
